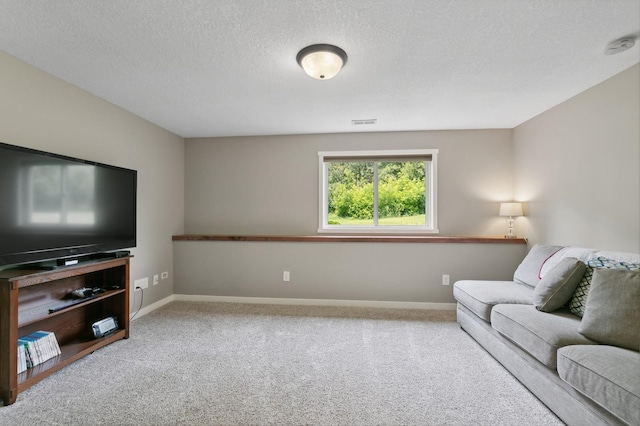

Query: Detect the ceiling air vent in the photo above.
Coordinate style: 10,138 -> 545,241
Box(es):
351,119 -> 377,125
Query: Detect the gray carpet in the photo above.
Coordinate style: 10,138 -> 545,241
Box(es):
0,302 -> 563,425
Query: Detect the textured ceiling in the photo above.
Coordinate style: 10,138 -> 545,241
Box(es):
0,1 -> 639,138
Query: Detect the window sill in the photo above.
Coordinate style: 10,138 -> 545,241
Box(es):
318,226 -> 438,234
172,235 -> 527,244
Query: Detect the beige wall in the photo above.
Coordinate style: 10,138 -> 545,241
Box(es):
178,130 -> 525,304
174,241 -> 527,304
185,130 -> 514,236
0,51 -> 185,308
514,64 -> 640,253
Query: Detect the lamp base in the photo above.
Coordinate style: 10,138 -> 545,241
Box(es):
504,216 -> 517,239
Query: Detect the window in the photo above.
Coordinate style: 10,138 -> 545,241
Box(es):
318,149 -> 438,233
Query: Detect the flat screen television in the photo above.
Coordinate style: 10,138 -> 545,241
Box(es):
0,141 -> 137,267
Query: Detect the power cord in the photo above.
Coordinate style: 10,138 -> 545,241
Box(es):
130,286 -> 144,321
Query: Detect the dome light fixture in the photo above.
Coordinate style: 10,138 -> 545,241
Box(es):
296,44 -> 347,80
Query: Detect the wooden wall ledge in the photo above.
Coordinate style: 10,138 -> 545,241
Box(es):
172,235 -> 527,244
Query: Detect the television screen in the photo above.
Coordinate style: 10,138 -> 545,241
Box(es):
0,142 -> 136,267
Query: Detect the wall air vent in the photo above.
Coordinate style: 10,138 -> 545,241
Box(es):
351,119 -> 377,125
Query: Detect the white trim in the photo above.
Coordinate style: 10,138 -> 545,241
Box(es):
430,151 -> 438,230
373,162 -> 379,225
317,226 -> 439,234
128,294 -> 456,320
173,294 -> 456,311
318,149 -> 439,158
319,157 -> 328,229
130,294 -> 175,321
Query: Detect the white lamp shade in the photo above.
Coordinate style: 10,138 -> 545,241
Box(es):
499,202 -> 523,217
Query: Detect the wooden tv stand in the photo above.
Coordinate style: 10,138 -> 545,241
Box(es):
0,256 -> 131,406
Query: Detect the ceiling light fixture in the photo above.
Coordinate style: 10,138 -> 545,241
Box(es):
296,44 -> 347,80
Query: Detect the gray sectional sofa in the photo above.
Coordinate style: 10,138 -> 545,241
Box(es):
453,244 -> 639,426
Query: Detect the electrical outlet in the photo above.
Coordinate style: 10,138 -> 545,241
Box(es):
134,277 -> 149,289
161,271 -> 169,279
442,274 -> 450,286
153,274 -> 159,285
283,271 -> 290,282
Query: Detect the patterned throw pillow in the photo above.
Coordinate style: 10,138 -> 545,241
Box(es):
569,257 -> 640,317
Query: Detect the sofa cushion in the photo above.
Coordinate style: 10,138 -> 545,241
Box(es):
569,257 -> 640,318
533,257 -> 586,312
558,345 -> 640,426
513,244 -> 563,287
491,304 -> 597,369
593,250 -> 640,265
453,281 -> 533,322
578,268 -> 640,351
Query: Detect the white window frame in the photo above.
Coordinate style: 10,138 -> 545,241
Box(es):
318,149 -> 438,234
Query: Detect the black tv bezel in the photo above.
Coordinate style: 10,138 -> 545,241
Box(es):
0,141 -> 137,268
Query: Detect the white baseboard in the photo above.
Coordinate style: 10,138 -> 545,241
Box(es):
172,294 -> 456,310
130,293 -> 176,321
131,294 -> 456,319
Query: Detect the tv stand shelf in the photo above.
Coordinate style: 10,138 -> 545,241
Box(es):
18,288 -> 125,326
0,256 -> 131,406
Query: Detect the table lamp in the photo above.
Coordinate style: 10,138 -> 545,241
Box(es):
499,202 -> 523,238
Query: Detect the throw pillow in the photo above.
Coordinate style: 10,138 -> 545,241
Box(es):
578,268 -> 640,351
513,244 -> 563,287
569,257 -> 640,318
533,258 -> 586,312
538,247 -> 597,279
